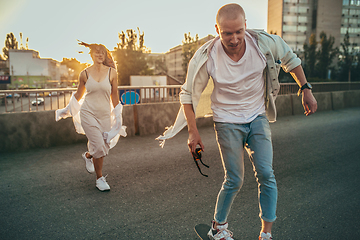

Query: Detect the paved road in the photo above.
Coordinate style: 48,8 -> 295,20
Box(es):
1,108 -> 360,239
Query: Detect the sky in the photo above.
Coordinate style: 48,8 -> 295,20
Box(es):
0,0 -> 268,64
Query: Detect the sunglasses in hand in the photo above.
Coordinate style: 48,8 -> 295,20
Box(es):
192,148 -> 209,177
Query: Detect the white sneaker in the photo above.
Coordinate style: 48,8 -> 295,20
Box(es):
207,221 -> 234,240
259,232 -> 273,240
82,152 -> 94,173
96,175 -> 110,191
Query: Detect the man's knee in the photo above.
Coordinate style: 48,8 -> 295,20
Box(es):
224,175 -> 244,191
255,167 -> 275,184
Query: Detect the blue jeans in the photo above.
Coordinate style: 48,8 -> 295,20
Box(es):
213,114 -> 277,223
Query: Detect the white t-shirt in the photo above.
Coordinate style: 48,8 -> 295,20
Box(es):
207,32 -> 267,124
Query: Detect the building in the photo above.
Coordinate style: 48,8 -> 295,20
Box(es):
341,0 -> 360,51
145,52 -> 167,75
165,34 -> 215,83
267,0 -> 360,52
8,49 -> 64,89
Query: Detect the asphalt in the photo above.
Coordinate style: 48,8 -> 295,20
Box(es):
1,108 -> 360,240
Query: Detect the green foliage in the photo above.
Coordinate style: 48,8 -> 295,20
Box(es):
303,33 -> 317,78
303,32 -> 338,80
2,32 -> 18,59
336,31 -> 360,82
61,58 -> 89,80
181,32 -> 199,78
113,28 -> 152,85
316,32 -> 338,79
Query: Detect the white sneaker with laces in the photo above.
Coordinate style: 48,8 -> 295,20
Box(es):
82,152 -> 94,173
207,221 -> 234,240
96,175 -> 110,191
259,232 -> 273,240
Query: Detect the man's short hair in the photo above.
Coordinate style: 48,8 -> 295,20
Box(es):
216,3 -> 246,25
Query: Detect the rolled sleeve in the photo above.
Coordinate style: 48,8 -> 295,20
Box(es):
272,35 -> 301,72
179,87 -> 192,104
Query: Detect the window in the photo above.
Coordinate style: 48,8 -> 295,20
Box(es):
341,27 -> 348,34
283,34 -> 297,42
350,18 -> 358,24
288,6 -> 298,13
284,15 -> 298,23
298,7 -> 308,13
283,25 -> 297,32
298,26 -> 307,32
297,36 -> 306,43
343,0 -> 349,5
348,27 -> 360,33
298,16 -> 308,22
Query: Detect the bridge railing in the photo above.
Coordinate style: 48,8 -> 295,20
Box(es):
278,82 -> 360,95
0,86 -> 182,113
1,82 -> 359,113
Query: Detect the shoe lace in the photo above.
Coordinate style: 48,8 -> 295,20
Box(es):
214,227 -> 233,240
102,174 -> 108,182
260,232 -> 272,240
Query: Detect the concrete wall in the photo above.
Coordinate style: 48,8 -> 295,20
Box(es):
1,90 -> 359,153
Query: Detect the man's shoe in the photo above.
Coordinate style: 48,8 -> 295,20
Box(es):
96,175 -> 110,191
82,152 -> 95,173
207,221 -> 234,240
259,232 -> 273,240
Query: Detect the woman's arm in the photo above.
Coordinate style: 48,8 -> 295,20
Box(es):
74,70 -> 87,101
110,68 -> 120,107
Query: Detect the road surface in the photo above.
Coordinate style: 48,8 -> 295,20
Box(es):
1,108 -> 359,239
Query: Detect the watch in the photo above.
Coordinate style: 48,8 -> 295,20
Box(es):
297,82 -> 312,96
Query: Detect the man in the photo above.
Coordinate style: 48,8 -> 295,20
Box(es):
157,3 -> 317,240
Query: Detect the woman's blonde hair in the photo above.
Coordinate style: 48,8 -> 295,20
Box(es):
78,40 -> 116,69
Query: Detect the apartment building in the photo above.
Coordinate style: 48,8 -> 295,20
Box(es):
267,0 -> 360,52
165,34 -> 215,83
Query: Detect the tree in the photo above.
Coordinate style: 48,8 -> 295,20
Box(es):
61,58 -> 89,80
303,33 -> 317,78
18,32 -> 29,50
338,31 -> 354,82
315,32 -> 338,79
113,28 -> 152,85
352,52 -> 360,81
2,32 -> 18,59
181,32 -> 199,78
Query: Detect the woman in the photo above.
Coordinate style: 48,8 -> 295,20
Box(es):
56,41 -> 126,191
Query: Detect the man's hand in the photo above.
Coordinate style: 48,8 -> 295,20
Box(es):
183,104 -> 205,154
302,89 -> 317,116
187,129 -> 204,154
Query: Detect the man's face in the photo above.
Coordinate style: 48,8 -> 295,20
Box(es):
216,15 -> 247,56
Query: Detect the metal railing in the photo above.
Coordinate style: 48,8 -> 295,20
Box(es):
0,85 -> 182,113
1,82 -> 359,113
278,82 -> 360,95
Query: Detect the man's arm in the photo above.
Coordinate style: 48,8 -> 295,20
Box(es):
183,104 -> 204,154
290,65 -> 318,116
